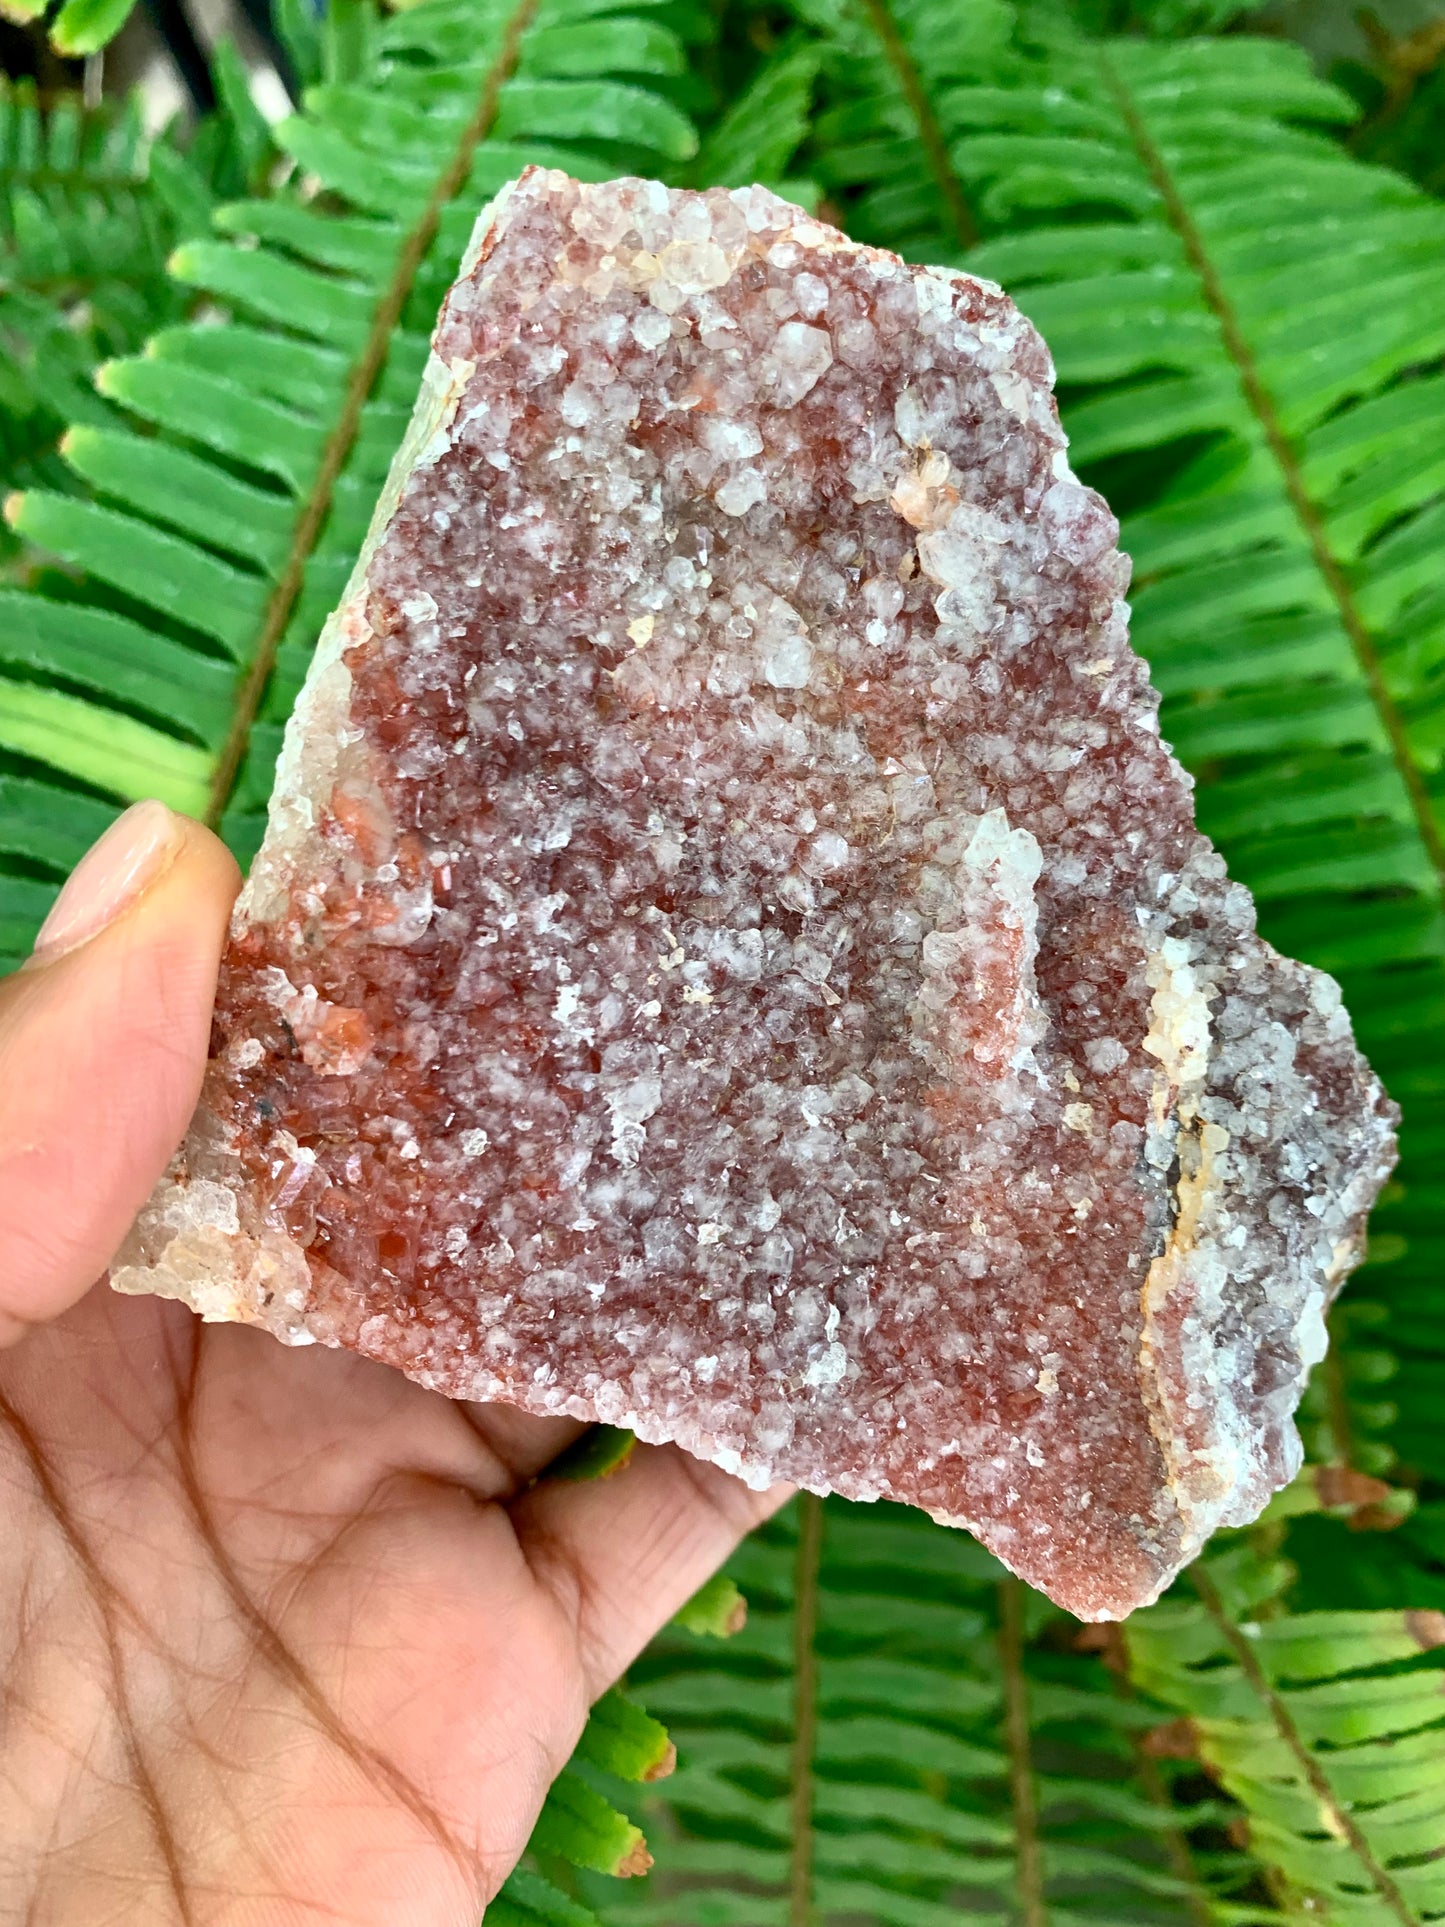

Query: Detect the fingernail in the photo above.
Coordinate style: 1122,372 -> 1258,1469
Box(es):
31,801 -> 183,965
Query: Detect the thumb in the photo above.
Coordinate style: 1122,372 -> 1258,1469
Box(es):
0,802 -> 239,1344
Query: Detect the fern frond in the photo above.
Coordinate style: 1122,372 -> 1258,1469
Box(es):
957,30 -> 1445,1493
23,0 -> 282,62
610,1498 -> 1250,1926
488,1690 -> 672,1924
671,1570 -> 747,1639
0,0 -> 699,952
690,38 -> 820,197
1,80 -> 152,291
0,80 -> 197,514
797,0 -> 1017,262
3,11 -> 1444,1920
490,1864 -> 607,1927
1128,1548 -> 1445,1923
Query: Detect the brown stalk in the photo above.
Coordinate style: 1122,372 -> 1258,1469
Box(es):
1099,47 -> 1445,903
789,1494 -> 825,1927
997,1578 -> 1047,1927
858,0 -> 980,252
205,0 -> 539,826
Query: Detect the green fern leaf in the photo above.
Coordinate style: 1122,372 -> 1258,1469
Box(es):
5,9 -> 1445,1921
575,1688 -> 675,1784
671,1571 -> 747,1639
0,0 -> 699,959
532,1767 -> 652,1877
548,1424 -> 639,1483
511,1684 -> 682,1903
490,1865 -> 606,1927
1129,1553 -> 1445,1921
691,40 -> 821,193
799,0 -> 1017,261
0,667 -> 212,813
607,1498 -> 1245,1926
0,771 -> 112,870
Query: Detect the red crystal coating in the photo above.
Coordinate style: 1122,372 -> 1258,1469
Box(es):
117,171 -> 1396,1618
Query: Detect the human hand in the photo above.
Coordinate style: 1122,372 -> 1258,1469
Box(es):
0,803 -> 782,1926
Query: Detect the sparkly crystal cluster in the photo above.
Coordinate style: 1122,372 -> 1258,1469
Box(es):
116,171 -> 1396,1618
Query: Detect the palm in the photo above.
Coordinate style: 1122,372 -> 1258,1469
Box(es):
0,1283 -> 773,1926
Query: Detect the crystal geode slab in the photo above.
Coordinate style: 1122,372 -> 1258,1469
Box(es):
116,170 -> 1397,1619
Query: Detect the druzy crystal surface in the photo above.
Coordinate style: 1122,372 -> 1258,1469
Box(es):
117,170 -> 1397,1619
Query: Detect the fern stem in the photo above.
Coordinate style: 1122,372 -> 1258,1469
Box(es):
789,1493 -> 824,1927
1347,16 -> 1445,155
204,0 -> 539,828
1099,50 -> 1445,905
1319,1318 -> 1364,1471
1131,1731 -> 1214,1927
997,1578 -> 1047,1927
1108,1645 -> 1215,1927
858,0 -> 979,252
1189,1563 -> 1419,1926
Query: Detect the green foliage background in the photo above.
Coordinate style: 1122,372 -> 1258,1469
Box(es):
2,0 -> 1444,1918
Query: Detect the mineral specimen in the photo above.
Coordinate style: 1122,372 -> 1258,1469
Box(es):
115,170 -> 1397,1619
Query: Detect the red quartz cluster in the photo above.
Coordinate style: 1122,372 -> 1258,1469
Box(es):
117,170 -> 1396,1618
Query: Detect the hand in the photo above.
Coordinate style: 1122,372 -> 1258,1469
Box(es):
0,803 -> 782,1926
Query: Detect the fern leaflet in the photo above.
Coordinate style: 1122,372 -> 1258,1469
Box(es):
0,0 -> 699,966
1128,1544 -> 1445,1922
797,0 -> 1014,263
0,79 -> 217,518
3,11 -> 1445,1923
608,1498 -> 1246,1926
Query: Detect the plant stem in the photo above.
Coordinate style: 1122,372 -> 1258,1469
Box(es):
859,0 -> 979,251
1100,48 -> 1445,905
998,1578 -> 1047,1927
1127,1708 -> 1214,1927
1190,1563 -> 1418,1926
206,0 -> 538,827
789,1494 -> 824,1927
1348,14 -> 1445,154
